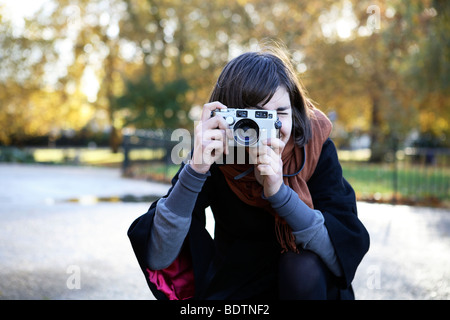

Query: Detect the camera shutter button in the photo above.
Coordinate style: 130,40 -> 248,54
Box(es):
225,116 -> 235,125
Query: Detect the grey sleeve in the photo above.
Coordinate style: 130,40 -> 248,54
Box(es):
148,164 -> 210,270
266,184 -> 343,277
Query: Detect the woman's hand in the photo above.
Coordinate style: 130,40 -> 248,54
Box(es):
249,138 -> 285,197
190,101 -> 232,174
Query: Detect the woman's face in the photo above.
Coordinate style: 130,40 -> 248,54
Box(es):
255,86 -> 292,145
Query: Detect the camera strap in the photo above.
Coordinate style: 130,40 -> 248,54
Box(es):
233,166 -> 254,180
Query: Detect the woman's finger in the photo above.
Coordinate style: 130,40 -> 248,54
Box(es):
203,140 -> 225,163
262,138 -> 285,157
201,101 -> 228,122
256,164 -> 276,176
202,128 -> 227,142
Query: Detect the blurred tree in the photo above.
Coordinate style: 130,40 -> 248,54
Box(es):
303,0 -> 449,161
0,0 -> 105,146
116,75 -> 189,128
0,6 -> 63,145
0,0 -> 447,156
402,0 -> 449,143
115,0 -> 257,126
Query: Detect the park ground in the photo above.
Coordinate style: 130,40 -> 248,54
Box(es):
0,163 -> 449,300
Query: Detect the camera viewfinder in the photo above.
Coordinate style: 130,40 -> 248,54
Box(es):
236,110 -> 247,117
255,111 -> 268,118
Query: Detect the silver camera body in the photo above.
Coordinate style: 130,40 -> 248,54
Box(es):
212,108 -> 282,147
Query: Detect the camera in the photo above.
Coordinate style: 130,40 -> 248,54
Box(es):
212,108 -> 282,147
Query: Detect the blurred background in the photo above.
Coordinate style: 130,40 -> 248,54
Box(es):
0,0 -> 449,206
0,0 -> 449,300
0,0 -> 448,206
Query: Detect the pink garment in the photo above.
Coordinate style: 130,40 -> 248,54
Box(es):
146,246 -> 195,300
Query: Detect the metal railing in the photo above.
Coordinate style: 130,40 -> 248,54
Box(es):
121,129 -> 181,181
122,129 -> 449,207
341,147 -> 449,207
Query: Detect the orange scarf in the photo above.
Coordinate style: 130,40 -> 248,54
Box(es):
219,108 -> 332,252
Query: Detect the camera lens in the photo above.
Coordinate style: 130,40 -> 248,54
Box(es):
233,119 -> 259,146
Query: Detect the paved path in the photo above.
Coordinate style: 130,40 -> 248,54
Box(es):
353,202 -> 450,299
0,164 -> 449,300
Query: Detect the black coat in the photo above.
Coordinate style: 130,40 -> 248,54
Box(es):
128,138 -> 370,299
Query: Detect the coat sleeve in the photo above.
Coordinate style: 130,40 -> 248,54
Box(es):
127,164 -> 214,299
307,139 -> 370,289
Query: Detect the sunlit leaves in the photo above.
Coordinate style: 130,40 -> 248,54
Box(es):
0,0 -> 448,151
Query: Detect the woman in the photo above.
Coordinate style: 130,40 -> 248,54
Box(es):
128,45 -> 370,300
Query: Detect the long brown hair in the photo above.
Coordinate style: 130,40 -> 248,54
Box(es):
209,45 -> 313,147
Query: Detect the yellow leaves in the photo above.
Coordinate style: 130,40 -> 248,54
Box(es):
235,0 -> 249,6
0,0 -> 448,147
418,94 -> 450,136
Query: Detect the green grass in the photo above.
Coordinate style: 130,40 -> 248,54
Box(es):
341,161 -> 450,205
27,147 -> 166,166
32,147 -> 123,165
130,160 -> 449,206
126,162 -> 180,181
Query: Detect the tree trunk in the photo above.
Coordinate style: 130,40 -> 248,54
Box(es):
109,125 -> 121,154
369,95 -> 384,163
